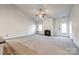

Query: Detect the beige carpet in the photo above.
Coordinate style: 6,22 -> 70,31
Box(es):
6,42 -> 38,55
6,35 -> 79,55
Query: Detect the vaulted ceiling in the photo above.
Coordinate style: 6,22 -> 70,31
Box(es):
12,4 -> 73,21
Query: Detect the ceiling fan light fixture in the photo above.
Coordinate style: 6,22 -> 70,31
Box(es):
36,8 -> 47,18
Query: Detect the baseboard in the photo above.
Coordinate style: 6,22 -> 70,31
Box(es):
2,33 -> 35,39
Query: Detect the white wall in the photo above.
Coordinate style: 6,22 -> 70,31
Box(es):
0,5 -> 36,39
70,5 -> 79,47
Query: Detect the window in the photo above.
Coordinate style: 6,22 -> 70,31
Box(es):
61,24 -> 67,33
38,24 -> 42,31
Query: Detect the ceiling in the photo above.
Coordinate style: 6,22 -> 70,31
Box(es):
12,4 -> 73,21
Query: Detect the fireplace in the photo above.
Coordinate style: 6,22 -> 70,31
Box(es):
44,30 -> 51,36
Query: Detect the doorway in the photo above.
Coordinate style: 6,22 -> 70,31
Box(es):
53,18 -> 69,37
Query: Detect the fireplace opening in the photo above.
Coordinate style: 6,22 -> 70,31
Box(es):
44,30 -> 51,36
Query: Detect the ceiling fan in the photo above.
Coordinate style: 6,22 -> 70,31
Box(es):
35,8 -> 47,18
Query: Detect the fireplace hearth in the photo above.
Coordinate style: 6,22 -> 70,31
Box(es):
44,30 -> 51,36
